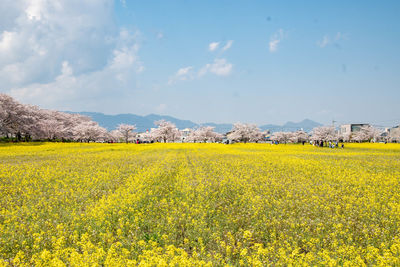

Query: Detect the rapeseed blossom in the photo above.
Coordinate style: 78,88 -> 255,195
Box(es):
0,142 -> 399,265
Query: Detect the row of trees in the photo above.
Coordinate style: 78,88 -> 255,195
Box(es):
115,123 -> 387,144
112,121 -> 182,143
112,122 -> 264,143
270,125 -> 384,144
1,94 -> 108,142
0,94 -> 213,143
1,93 -> 396,143
112,122 -> 395,144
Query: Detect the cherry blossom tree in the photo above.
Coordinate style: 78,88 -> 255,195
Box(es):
271,132 -> 291,144
72,121 -> 108,142
311,126 -> 338,142
108,130 -> 121,143
0,94 -> 41,140
352,125 -> 381,142
138,131 -> 153,143
116,124 -> 137,143
290,130 -> 309,143
187,126 -> 223,143
32,109 -> 68,140
150,120 -> 181,143
0,93 -> 112,142
0,94 -> 27,139
227,122 -> 263,143
339,132 -> 351,142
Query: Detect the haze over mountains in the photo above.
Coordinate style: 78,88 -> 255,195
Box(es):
73,112 -> 322,133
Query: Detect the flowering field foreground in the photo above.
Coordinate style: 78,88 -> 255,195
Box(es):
0,143 -> 400,266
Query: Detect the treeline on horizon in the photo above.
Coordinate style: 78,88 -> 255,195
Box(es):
0,93 -> 398,144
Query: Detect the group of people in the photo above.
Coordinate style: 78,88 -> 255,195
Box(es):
311,140 -> 344,149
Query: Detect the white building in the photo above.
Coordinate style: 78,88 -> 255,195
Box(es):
180,128 -> 192,142
181,128 -> 192,137
339,123 -> 370,135
389,125 -> 400,142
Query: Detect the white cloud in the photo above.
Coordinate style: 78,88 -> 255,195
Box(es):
60,61 -> 73,77
0,31 -> 19,60
168,66 -> 194,84
177,66 -> 193,76
0,0 -> 119,88
269,29 -> 285,53
317,35 -> 330,48
10,31 -> 143,109
269,39 -> 280,52
169,58 -> 233,85
0,0 -> 144,111
208,42 -> 220,51
317,32 -> 346,48
199,58 -> 233,77
222,40 -> 233,51
25,0 -> 46,21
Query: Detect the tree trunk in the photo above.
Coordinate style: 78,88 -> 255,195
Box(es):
16,132 -> 22,142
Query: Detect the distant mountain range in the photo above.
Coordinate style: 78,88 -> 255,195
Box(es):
70,112 -> 322,133
259,119 -> 323,133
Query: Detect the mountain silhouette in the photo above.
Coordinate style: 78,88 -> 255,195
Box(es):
70,112 -> 322,133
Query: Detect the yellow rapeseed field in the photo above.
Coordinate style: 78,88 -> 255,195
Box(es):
0,143 -> 400,266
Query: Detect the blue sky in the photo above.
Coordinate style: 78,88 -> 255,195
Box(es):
1,1 -> 399,126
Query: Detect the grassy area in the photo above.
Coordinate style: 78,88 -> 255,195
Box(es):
1,143 -> 400,266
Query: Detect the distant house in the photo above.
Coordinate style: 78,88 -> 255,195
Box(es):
180,128 -> 192,142
339,123 -> 370,135
380,129 -> 390,141
181,128 -> 192,137
389,125 -> 400,142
